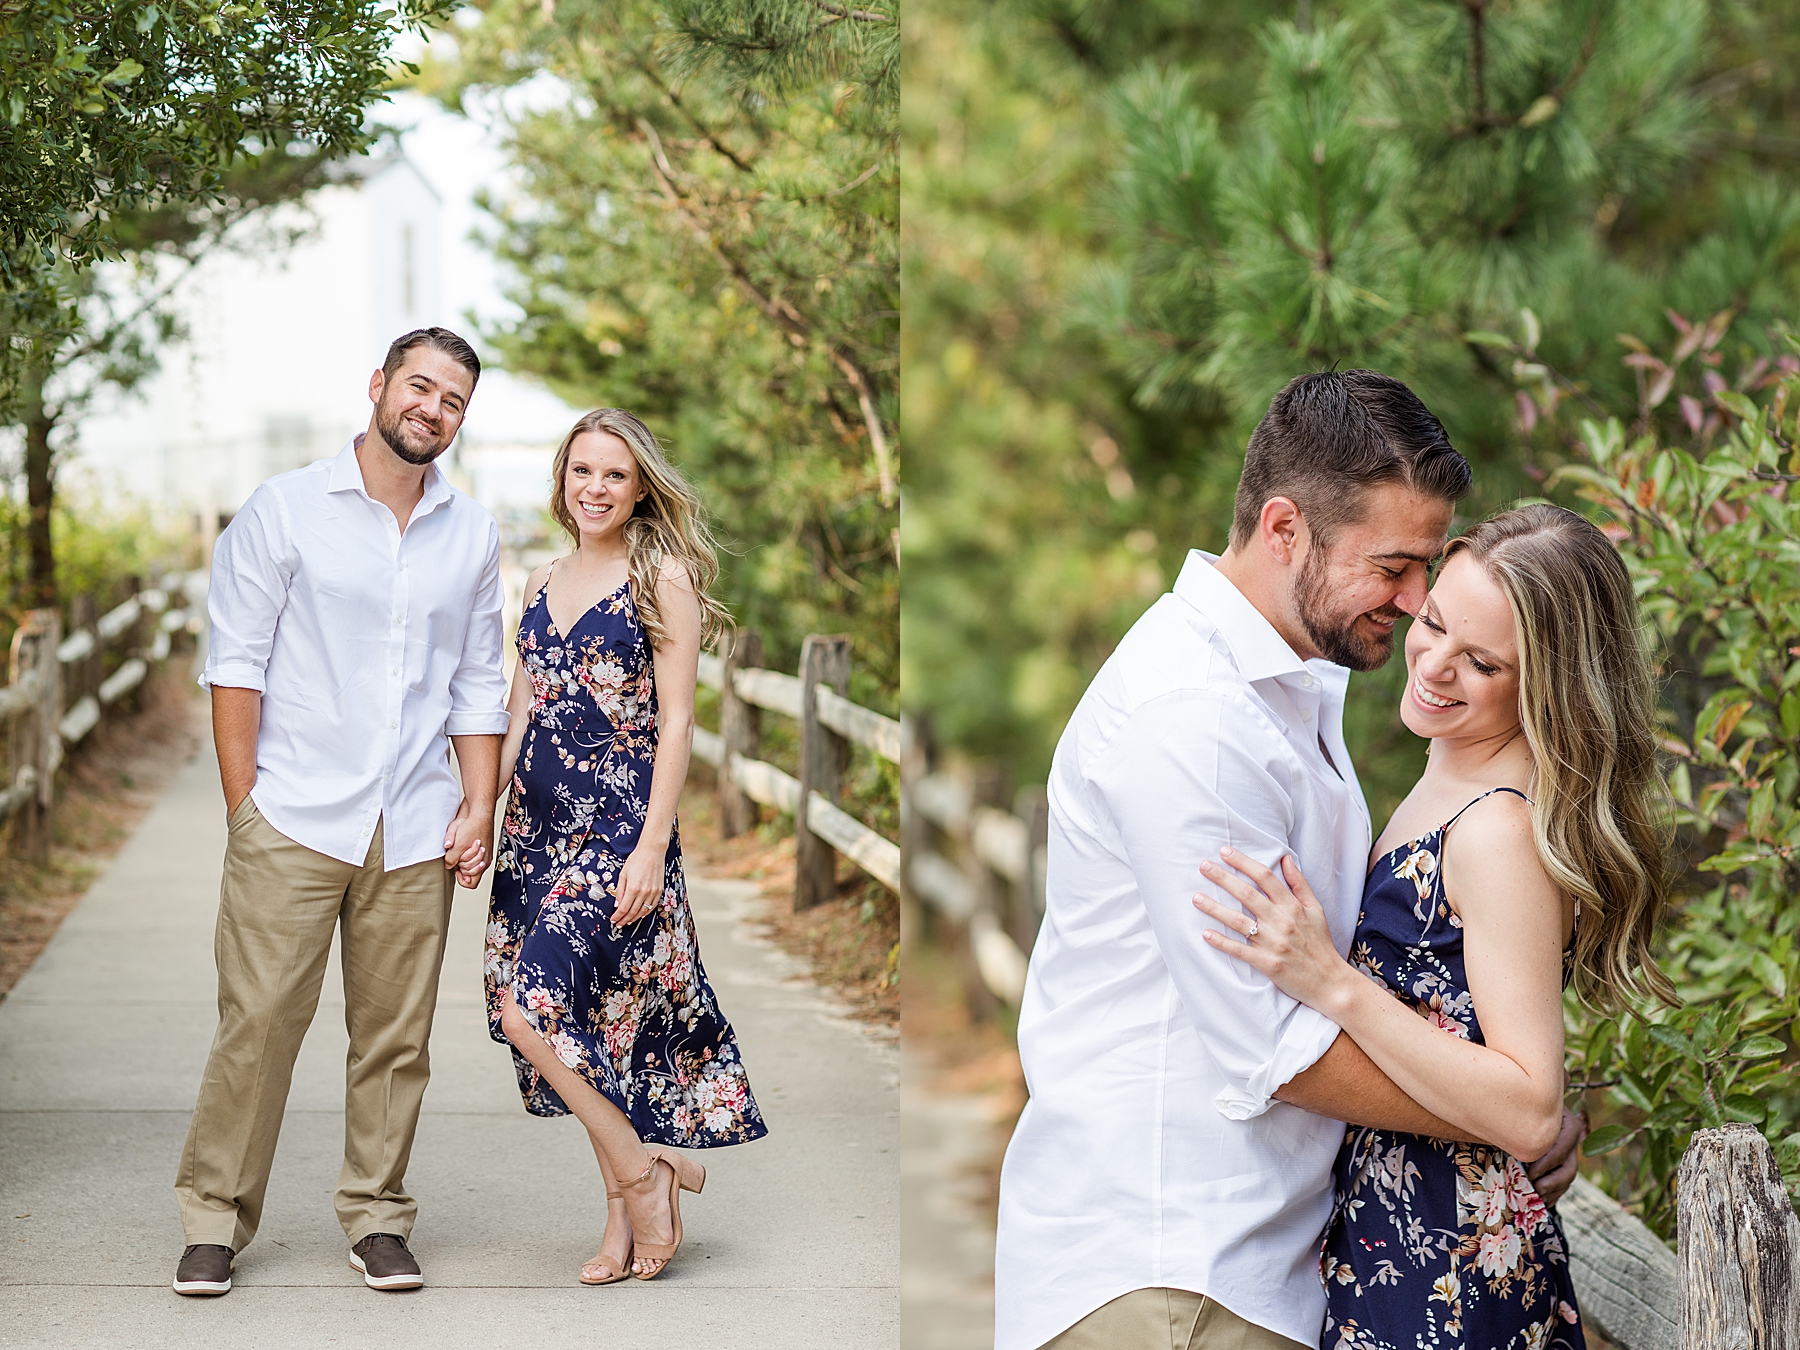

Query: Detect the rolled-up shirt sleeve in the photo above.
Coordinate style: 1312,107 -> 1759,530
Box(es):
200,486 -> 293,693
1090,688 -> 1342,1120
444,520 -> 510,736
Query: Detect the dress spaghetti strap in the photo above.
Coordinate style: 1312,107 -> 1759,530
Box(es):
1441,784 -> 1531,833
1441,785 -> 1581,933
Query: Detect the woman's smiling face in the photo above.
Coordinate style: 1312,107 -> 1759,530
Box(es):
1401,549 -> 1523,743
563,429 -> 647,543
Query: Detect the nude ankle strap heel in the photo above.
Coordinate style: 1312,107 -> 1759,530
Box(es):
578,1184 -> 631,1285
621,1151 -> 699,1280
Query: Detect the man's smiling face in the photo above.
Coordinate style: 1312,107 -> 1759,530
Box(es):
371,347 -> 475,465
1290,483 -> 1454,671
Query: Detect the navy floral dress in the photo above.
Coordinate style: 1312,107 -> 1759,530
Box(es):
1322,788 -> 1584,1350
484,566 -> 766,1148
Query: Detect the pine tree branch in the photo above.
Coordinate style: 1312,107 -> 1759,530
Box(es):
636,117 -> 895,509
1548,7 -> 1604,103
1466,0 -> 1489,132
638,64 -> 757,175
1447,4 -> 1600,138
810,1 -> 892,22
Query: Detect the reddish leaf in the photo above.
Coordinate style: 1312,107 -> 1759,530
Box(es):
1516,390 -> 1538,434
1679,395 -> 1704,433
1647,366 -> 1677,409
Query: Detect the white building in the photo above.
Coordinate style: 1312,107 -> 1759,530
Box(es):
71,149 -> 580,525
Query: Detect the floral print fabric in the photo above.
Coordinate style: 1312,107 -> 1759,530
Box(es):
484,570 -> 766,1147
1323,788 -> 1583,1350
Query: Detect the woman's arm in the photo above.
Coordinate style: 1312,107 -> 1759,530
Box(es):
1195,794 -> 1568,1160
610,559 -> 702,925
496,564 -> 549,790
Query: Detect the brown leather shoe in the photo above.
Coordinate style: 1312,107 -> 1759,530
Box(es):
349,1233 -> 423,1290
173,1243 -> 233,1296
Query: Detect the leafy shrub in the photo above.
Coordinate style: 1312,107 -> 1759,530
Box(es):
1479,311 -> 1800,1238
0,490 -> 198,654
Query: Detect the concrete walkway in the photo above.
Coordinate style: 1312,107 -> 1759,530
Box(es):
0,744 -> 898,1347
899,1046 -> 1001,1350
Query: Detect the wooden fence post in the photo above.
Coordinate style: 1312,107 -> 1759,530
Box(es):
718,627 -> 763,838
9,608 -> 60,863
1677,1123 -> 1800,1348
70,593 -> 97,711
795,633 -> 850,911
1009,785 -> 1048,956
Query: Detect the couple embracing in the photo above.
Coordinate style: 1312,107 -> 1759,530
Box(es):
171,328 -> 766,1297
997,371 -> 1669,1350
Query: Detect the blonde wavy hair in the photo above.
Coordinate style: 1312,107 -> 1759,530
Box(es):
1446,503 -> 1675,1011
549,408 -> 731,650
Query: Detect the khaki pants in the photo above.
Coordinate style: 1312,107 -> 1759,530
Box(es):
1044,1288 -> 1312,1350
174,798 -> 454,1252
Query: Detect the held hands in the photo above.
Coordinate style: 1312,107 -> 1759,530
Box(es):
612,840 -> 668,926
443,799 -> 493,889
1193,848 -> 1356,1014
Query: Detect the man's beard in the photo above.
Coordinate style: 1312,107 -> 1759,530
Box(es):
374,396 -> 450,466
1293,544 -> 1401,672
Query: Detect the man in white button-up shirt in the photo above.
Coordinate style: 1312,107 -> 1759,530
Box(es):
172,329 -> 511,1298
997,372 -> 1579,1350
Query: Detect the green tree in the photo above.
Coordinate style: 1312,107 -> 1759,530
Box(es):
2,0 -> 456,602
901,0 -> 1286,776
904,0 -> 1800,814
6,146 -> 339,608
425,0 -> 897,698
0,0 -> 449,270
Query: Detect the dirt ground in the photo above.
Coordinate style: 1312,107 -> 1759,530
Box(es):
0,671 -> 204,1002
677,772 -> 899,1028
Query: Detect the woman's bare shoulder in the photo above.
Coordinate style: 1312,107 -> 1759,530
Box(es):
1442,789 -> 1559,923
656,554 -> 695,592
522,560 -> 557,604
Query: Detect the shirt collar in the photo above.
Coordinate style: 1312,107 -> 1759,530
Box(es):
1172,549 -> 1328,685
327,437 -> 455,514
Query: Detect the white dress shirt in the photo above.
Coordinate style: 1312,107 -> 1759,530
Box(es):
201,440 -> 510,871
995,551 -> 1373,1350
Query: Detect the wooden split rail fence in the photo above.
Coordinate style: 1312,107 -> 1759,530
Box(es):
0,573 -> 203,861
900,724 -> 1044,1010
691,630 -> 899,909
902,744 -> 1800,1349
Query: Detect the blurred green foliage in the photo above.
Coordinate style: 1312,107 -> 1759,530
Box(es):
423,0 -> 897,705
0,489 -> 198,652
1464,309 -> 1800,1235
902,0 -> 1800,825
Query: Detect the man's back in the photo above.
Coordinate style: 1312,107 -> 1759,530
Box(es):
995,553 -> 1371,1350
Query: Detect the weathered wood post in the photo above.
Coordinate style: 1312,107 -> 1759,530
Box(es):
122,575 -> 146,711
9,609 -> 60,863
795,633 -> 850,911
70,593 -> 98,710
1677,1123 -> 1800,1348
1009,785 -> 1049,956
718,627 -> 763,838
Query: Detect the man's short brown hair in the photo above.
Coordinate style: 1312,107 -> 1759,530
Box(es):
382,327 -> 481,387
1230,370 -> 1470,549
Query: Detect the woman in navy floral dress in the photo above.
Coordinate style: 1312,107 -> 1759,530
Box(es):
486,408 -> 764,1287
1196,506 -> 1673,1350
